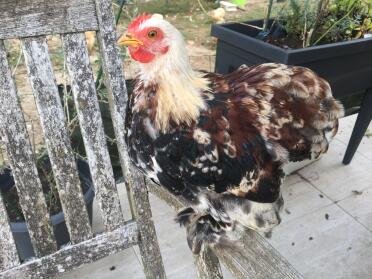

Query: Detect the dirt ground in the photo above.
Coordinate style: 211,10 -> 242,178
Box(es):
0,0 -> 268,165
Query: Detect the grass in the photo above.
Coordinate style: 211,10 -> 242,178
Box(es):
4,0 -> 268,66
122,0 -> 218,15
116,0 -> 266,49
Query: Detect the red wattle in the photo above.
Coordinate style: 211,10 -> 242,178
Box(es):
129,47 -> 155,63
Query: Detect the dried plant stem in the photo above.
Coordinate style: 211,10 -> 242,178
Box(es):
11,46 -> 23,77
196,0 -> 209,17
30,120 -> 36,153
263,0 -> 274,32
303,3 -> 307,48
308,0 -> 329,45
236,22 -> 263,30
62,57 -> 70,126
0,143 -> 5,167
312,0 -> 357,46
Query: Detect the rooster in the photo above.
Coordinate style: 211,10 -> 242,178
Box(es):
118,14 -> 344,254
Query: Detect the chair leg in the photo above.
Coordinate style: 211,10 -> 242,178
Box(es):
126,170 -> 166,279
343,89 -> 372,165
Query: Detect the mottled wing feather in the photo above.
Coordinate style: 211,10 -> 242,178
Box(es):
210,63 -> 344,162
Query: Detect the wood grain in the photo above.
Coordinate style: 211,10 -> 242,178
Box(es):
194,246 -> 223,279
0,40 -> 57,257
62,32 -> 125,231
0,194 -> 19,272
1,222 -> 139,279
0,0 -> 98,39
22,36 -> 92,243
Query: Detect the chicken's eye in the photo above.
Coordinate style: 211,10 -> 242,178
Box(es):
147,30 -> 158,39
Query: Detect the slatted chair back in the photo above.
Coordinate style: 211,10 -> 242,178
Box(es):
0,0 -> 165,278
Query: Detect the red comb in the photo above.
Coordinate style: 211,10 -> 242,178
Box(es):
128,14 -> 152,31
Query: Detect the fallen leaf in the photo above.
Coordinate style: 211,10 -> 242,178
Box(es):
352,190 -> 363,196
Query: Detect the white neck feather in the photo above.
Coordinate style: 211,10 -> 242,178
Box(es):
137,19 -> 209,132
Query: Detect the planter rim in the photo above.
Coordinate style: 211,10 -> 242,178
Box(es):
288,36 -> 372,52
212,20 -> 372,62
213,20 -> 372,52
212,22 -> 287,61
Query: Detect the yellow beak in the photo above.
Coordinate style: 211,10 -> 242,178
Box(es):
118,33 -> 143,47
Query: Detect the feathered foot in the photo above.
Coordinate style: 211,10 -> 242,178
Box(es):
176,206 -> 234,254
175,193 -> 236,254
175,192 -> 284,253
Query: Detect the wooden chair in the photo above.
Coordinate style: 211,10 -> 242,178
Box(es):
0,0 -> 303,278
0,0 -> 165,278
149,182 -> 302,279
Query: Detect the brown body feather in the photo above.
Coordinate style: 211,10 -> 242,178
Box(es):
211,63 -> 343,162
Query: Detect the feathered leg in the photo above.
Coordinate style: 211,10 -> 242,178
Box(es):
175,191 -> 283,254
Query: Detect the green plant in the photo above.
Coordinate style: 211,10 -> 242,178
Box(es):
278,0 -> 321,47
354,18 -> 372,38
273,0 -> 372,48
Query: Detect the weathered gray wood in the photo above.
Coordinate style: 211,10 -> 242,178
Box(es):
215,232 -> 302,279
94,0 -> 166,277
148,181 -> 224,279
1,221 -> 139,279
195,246 -> 223,279
0,40 -> 57,257
21,36 -> 92,243
147,181 -> 303,279
0,133 -> 19,272
0,0 -> 98,40
130,171 -> 167,278
0,193 -> 20,272
62,32 -> 125,231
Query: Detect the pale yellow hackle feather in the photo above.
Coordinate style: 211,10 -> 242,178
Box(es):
155,73 -> 209,131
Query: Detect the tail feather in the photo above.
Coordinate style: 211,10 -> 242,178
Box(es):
312,98 -> 344,159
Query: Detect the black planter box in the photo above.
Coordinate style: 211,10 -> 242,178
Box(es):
211,20 -> 372,100
211,20 -> 372,164
0,158 -> 94,261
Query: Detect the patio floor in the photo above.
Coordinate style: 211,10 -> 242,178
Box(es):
61,114 -> 372,279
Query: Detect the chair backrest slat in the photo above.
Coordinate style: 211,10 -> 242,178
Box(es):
0,0 -> 98,40
62,32 -> 125,230
94,0 -> 131,181
0,193 -> 20,271
93,1 -> 166,276
0,1 -> 167,277
0,40 -> 57,257
1,221 -> 139,279
21,36 -> 92,243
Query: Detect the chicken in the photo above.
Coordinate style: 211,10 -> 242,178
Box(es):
211,8 -> 226,24
118,14 -> 344,254
85,31 -> 96,54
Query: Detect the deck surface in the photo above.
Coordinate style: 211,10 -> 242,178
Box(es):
61,114 -> 372,279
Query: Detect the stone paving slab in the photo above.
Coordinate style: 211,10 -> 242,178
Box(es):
61,115 -> 372,279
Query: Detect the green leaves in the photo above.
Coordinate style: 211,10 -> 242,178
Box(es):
276,0 -> 372,47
